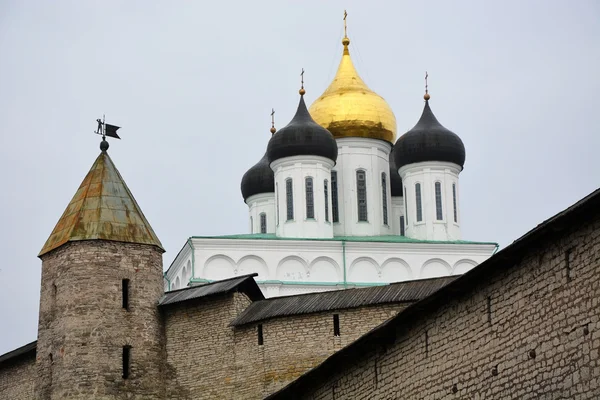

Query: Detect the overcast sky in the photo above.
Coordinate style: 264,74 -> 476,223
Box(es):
1,1 -> 599,354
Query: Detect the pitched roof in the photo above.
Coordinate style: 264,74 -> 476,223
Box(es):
267,187 -> 600,399
231,276 -> 456,327
0,341 -> 36,366
39,151 -> 163,256
159,273 -> 264,307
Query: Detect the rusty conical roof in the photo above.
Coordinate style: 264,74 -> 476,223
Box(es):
39,151 -> 164,256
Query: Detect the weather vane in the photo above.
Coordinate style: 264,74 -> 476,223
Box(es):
344,10 -> 348,38
270,108 -> 276,134
299,68 -> 306,95
94,115 -> 121,151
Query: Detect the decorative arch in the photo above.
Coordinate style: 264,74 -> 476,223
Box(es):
420,258 -> 452,279
174,276 -> 181,290
276,255 -> 308,281
452,259 -> 478,275
203,254 -> 236,281
348,256 -> 380,283
309,256 -> 341,282
237,255 -> 269,280
186,260 -> 192,280
380,257 -> 413,282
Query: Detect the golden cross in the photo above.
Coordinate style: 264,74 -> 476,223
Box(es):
343,10 -> 348,38
425,71 -> 429,95
300,68 -> 305,89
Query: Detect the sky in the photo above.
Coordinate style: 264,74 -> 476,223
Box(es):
0,0 -> 599,354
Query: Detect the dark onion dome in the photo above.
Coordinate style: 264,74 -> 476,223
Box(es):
267,95 -> 338,164
394,99 -> 466,170
388,147 -> 403,197
241,151 -> 274,201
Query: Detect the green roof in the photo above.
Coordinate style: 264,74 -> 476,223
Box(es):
190,233 -> 497,246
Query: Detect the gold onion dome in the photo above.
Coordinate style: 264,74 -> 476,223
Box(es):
309,36 -> 397,143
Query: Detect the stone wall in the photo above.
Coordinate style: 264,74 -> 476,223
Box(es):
0,354 -> 36,400
233,303 -> 406,399
163,292 -> 252,400
287,208 -> 600,399
35,241 -> 166,399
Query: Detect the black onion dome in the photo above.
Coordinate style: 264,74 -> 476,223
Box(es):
241,151 -> 274,201
388,147 -> 403,197
267,96 -> 338,164
394,100 -> 465,170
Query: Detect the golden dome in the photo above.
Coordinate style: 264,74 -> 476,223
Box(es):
309,37 -> 397,143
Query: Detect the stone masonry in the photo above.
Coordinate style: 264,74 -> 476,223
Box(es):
275,205 -> 600,399
0,352 -> 35,399
35,241 -> 166,400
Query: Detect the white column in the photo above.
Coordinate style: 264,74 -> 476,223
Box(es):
271,155 -> 335,238
399,161 -> 462,241
246,193 -> 276,234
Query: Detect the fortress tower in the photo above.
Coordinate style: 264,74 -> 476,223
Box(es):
34,139 -> 166,399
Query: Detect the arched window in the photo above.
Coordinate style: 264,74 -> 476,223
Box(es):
286,178 -> 294,221
324,179 -> 329,222
435,182 -> 443,220
305,177 -> 314,219
276,183 -> 280,226
331,171 -> 339,223
452,183 -> 458,223
356,170 -> 368,221
415,183 -> 423,222
260,213 -> 267,233
404,186 -> 408,225
400,216 -> 405,236
250,216 -> 253,233
381,173 -> 388,225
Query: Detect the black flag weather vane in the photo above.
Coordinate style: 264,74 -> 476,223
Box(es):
95,115 -> 121,151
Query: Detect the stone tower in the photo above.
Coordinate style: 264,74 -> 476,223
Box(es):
35,143 -> 166,399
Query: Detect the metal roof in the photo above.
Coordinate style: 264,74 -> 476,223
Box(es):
0,341 -> 36,366
231,276 -> 456,326
266,187 -> 600,399
159,273 -> 264,307
39,151 -> 164,257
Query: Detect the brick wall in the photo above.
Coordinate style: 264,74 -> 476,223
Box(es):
0,354 -> 35,399
233,303 -> 406,399
163,291 -> 252,400
290,210 -> 600,399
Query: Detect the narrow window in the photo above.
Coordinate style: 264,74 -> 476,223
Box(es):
435,182 -> 443,220
357,170 -> 368,222
415,183 -> 423,222
565,248 -> 573,282
276,183 -> 279,226
331,171 -> 339,223
260,213 -> 267,234
305,177 -> 314,219
122,346 -> 131,379
400,216 -> 405,236
381,173 -> 388,225
257,324 -> 264,345
286,179 -> 294,221
404,186 -> 408,224
122,279 -> 129,310
452,183 -> 458,223
324,179 -> 329,222
333,314 -> 340,336
250,216 -> 253,233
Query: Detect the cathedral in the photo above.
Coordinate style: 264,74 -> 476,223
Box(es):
1,16 -> 599,400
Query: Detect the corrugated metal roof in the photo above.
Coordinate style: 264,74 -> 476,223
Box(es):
231,276 -> 456,326
159,273 -> 264,306
0,341 -> 36,366
39,151 -> 163,256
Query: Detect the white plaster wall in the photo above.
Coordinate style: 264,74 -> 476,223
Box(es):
246,193 -> 275,234
271,155 -> 335,238
391,197 -> 405,235
333,138 -> 393,237
165,237 -> 497,297
399,161 -> 462,241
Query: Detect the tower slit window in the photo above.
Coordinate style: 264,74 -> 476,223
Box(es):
122,345 -> 131,379
400,216 -> 405,236
415,183 -> 423,222
381,173 -> 388,225
122,279 -> 130,310
357,170 -> 368,222
324,179 -> 329,222
305,177 -> 314,219
333,314 -> 340,336
286,179 -> 294,221
452,183 -> 458,223
260,213 -> 267,234
435,182 -> 443,220
257,324 -> 264,345
331,171 -> 339,223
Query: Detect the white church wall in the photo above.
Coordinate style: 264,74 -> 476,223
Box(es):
246,193 -> 275,234
165,237 -> 497,297
391,197 -> 405,235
